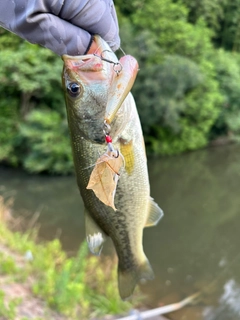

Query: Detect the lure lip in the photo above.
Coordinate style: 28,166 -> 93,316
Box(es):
62,36 -> 139,125
104,55 -> 139,124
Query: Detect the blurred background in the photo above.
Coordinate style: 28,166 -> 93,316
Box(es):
1,0 -> 240,319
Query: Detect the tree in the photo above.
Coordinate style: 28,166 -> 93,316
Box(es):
0,29 -> 72,173
180,0 -> 226,33
119,0 -> 223,155
219,0 -> 240,51
210,49 -> 240,139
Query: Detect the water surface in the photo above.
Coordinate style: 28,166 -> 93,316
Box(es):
1,144 -> 240,319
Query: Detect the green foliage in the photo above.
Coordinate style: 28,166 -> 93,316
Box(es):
0,205 -> 134,319
0,290 -> 21,320
0,252 -> 17,275
0,98 -> 18,164
210,49 -> 240,139
85,256 -> 133,317
1,0 -> 240,169
114,0 -> 145,16
0,27 -> 23,49
0,29 -> 72,174
31,241 -> 132,318
32,241 -> 87,317
0,36 -> 61,95
180,0 -> 240,52
18,110 -> 73,174
133,55 -> 204,133
120,5 -> 223,155
217,0 -> 240,51
180,0 -> 226,32
131,0 -> 213,60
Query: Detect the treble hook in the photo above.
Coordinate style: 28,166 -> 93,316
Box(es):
103,120 -> 111,136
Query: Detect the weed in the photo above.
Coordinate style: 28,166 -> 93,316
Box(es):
0,197 -> 139,319
0,290 -> 21,320
0,252 -> 17,275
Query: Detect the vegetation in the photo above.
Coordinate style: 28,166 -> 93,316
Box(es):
0,197 -> 138,319
0,290 -> 21,320
1,0 -> 240,172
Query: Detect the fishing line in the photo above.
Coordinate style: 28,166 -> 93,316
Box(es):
93,50 -> 123,75
119,46 -> 126,56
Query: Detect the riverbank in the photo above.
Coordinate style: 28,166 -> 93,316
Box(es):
2,142 -> 240,319
0,242 -> 67,320
0,197 -> 196,320
0,196 -> 137,320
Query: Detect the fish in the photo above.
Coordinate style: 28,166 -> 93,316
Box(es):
62,35 -> 164,300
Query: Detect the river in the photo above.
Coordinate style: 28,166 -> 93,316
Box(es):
1,144 -> 240,320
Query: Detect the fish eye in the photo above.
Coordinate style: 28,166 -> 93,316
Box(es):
67,82 -> 81,97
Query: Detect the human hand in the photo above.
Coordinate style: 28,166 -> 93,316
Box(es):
0,0 -> 120,56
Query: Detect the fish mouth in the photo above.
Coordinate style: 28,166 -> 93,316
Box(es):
62,54 -> 93,60
62,35 -> 139,125
62,54 -> 104,73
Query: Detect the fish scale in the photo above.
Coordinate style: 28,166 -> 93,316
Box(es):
62,35 -> 164,300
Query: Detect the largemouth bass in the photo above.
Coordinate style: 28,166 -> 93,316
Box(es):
62,35 -> 163,300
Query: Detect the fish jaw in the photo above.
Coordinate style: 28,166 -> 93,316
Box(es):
62,35 -> 139,138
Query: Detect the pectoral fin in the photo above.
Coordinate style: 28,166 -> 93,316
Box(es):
120,140 -> 135,175
85,208 -> 107,255
145,197 -> 164,227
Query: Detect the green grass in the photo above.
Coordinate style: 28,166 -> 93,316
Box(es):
0,290 -> 22,320
0,252 -> 18,275
0,196 -> 138,319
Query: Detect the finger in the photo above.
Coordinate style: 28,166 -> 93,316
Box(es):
60,0 -> 120,51
0,0 -> 92,56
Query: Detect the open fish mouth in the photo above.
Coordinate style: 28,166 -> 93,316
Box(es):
63,35 -> 139,125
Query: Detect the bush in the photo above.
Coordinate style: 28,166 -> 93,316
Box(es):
0,30 -> 72,174
18,110 -> 74,174
0,200 -> 134,319
119,11 -> 223,155
210,49 -> 240,139
0,97 -> 19,164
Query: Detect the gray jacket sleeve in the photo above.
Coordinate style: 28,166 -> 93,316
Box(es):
0,0 -> 120,56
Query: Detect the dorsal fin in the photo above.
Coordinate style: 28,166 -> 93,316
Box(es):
145,197 -> 164,227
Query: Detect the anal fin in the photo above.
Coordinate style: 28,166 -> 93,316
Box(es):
145,197 -> 164,227
85,208 -> 107,255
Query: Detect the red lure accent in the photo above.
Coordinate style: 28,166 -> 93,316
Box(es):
105,135 -> 112,143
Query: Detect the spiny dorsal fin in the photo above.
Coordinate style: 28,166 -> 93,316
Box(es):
145,197 -> 164,227
85,207 -> 107,255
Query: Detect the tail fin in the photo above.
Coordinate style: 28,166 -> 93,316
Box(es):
118,257 -> 154,300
